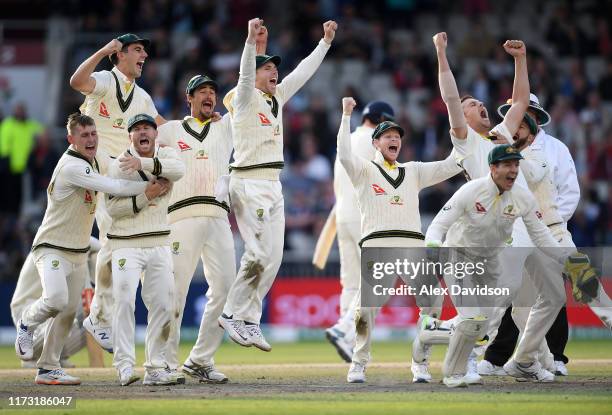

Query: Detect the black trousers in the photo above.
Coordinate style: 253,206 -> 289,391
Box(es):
484,306 -> 569,366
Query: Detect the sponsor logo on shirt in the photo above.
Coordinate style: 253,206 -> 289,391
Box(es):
371,184 -> 386,195
390,195 -> 404,206
84,190 -> 93,204
112,118 -> 125,129
443,205 -> 452,211
503,205 -> 516,217
177,140 -> 192,151
535,210 -> 543,220
99,102 -> 110,118
475,202 -> 487,213
257,113 -> 272,126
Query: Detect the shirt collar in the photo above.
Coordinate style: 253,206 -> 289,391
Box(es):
486,173 -> 503,196
112,66 -> 134,93
374,150 -> 398,170
183,115 -> 212,128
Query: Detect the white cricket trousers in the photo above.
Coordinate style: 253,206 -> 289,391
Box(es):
333,221 -> 361,336
112,246 -> 174,371
352,238 -> 440,366
89,194 -> 114,326
224,177 -> 284,323
166,216 -> 236,369
21,252 -> 86,370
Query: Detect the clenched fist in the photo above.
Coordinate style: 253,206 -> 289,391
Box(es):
433,32 -> 448,50
101,39 -> 123,56
323,20 -> 338,44
503,40 -> 526,57
247,18 -> 264,43
342,97 -> 357,115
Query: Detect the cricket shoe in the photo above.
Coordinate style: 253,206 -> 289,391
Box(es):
118,366 -> 140,386
464,352 -> 483,385
411,359 -> 432,383
15,320 -> 34,361
504,359 -> 555,382
183,359 -> 228,384
218,314 -> 252,347
143,368 -> 178,386
35,368 -> 81,385
245,323 -> 272,352
83,317 -> 113,353
477,359 -> 506,376
347,362 -> 366,383
443,375 -> 468,388
554,361 -> 568,376
325,327 -> 353,363
166,367 -> 185,384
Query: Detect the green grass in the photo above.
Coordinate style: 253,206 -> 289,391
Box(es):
1,340 -> 611,415
0,339 -> 610,369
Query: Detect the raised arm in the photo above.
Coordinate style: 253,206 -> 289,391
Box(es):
69,39 -> 123,95
433,32 -> 467,140
63,162 -> 147,196
277,21 -> 336,102
497,40 -> 529,137
232,18 -> 260,116
425,186 -> 468,246
416,148 -> 462,189
337,97 -> 368,182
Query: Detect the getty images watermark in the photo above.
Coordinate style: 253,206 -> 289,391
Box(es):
359,246 -> 609,309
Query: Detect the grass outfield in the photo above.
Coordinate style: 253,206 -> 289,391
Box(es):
0,340 -> 610,415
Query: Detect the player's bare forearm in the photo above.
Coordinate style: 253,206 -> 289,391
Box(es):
69,50 -> 106,93
503,40 -> 529,135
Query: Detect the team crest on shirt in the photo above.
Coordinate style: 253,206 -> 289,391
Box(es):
51,259 -> 60,270
196,150 -> 209,159
118,258 -> 126,270
112,118 -> 125,129
99,102 -> 110,118
475,202 -> 487,213
273,125 -> 281,136
257,113 -> 272,126
177,140 -> 192,151
371,184 -> 386,195
390,195 -> 404,205
172,242 -> 180,255
256,208 -> 264,221
503,205 -> 515,217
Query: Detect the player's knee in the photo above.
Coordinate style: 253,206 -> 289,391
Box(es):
44,292 -> 69,314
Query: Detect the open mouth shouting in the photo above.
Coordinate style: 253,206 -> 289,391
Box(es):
480,108 -> 488,120
136,60 -> 145,71
505,174 -> 517,187
388,144 -> 399,155
202,99 -> 214,112
269,77 -> 277,87
139,136 -> 150,146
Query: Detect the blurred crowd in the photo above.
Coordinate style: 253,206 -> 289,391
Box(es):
1,0 -> 611,279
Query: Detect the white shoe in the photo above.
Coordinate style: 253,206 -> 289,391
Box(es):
83,317 -> 113,353
477,359 -> 506,376
325,327 -> 353,363
143,368 -> 178,386
165,367 -> 185,384
35,368 -> 81,385
411,359 -> 432,383
15,320 -> 34,361
118,366 -> 140,386
554,361 -> 568,376
443,374 -> 468,388
183,359 -> 228,384
218,315 -> 252,347
504,359 -> 555,382
245,324 -> 272,352
465,352 -> 483,385
347,362 -> 366,383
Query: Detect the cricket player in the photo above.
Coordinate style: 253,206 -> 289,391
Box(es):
337,97 -> 462,383
11,238 -> 100,368
479,94 -> 612,377
326,101 -> 396,363
425,143 -> 596,386
157,75 -> 234,383
219,17 -> 337,351
70,33 -> 164,352
415,33 -> 546,383
105,114 -> 184,386
14,113 -> 151,385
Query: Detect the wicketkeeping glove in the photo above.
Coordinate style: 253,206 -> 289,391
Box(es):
563,252 -> 600,303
